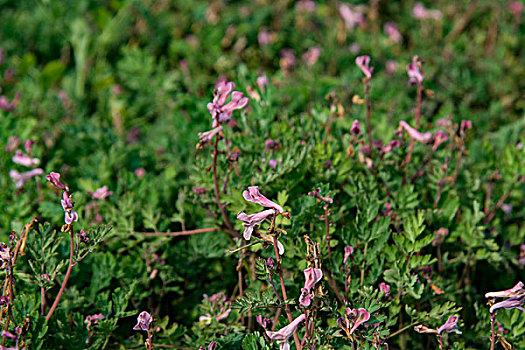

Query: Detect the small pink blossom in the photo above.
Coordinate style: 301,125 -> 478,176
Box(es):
303,267 -> 323,291
486,282 -> 525,314
5,136 -> 20,153
237,209 -> 276,240
343,245 -> 354,264
508,1 -> 524,17
207,80 -> 249,127
89,186 -> 113,200
339,308 -> 370,335
380,282 -> 391,297
384,22 -> 402,43
399,121 -> 432,143
382,140 -> 400,153
266,314 -> 306,350
12,150 -> 39,167
385,60 -> 398,75
257,74 -> 269,92
84,313 -> 105,330
265,139 -> 281,152
268,159 -> 279,169
9,168 -> 43,188
432,228 -> 449,246
280,49 -> 296,72
133,311 -> 152,331
135,168 -> 146,178
351,120 -> 361,135
23,139 -> 35,154
256,314 -> 272,329
199,342 -> 217,350
412,2 -> 442,20
356,55 -> 373,79
242,186 -> 283,213
258,27 -> 275,46
295,0 -> 316,13
302,47 -> 321,67
0,93 -> 21,111
407,56 -> 423,85
349,43 -> 361,54
45,172 -> 67,190
432,131 -> 449,150
460,120 -> 472,133
197,126 -> 223,149
339,4 -> 365,30
486,282 -> 525,299
437,315 -> 462,335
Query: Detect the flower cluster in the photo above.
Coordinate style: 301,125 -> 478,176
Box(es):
338,307 -> 370,337
9,139 -> 43,188
46,172 -> 78,225
298,267 -> 323,307
266,314 -> 305,350
199,292 -> 232,325
485,281 -> 525,314
133,311 -> 152,331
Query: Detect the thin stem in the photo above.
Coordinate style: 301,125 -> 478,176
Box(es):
325,206 -> 332,259
387,321 -> 419,339
272,236 -> 302,350
360,242 -> 368,285
404,82 -> 423,169
268,275 -> 283,302
437,334 -> 443,350
490,313 -> 496,350
434,158 -> 450,209
365,79 -> 372,149
212,137 -> 235,233
344,265 -> 349,305
46,227 -> 74,322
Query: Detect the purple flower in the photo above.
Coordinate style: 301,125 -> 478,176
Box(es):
380,282 -> 391,297
12,150 -> 39,167
207,81 -> 249,127
89,186 -> 113,200
302,47 -> 321,67
192,186 -> 207,195
339,4 -> 365,30
268,159 -> 278,169
351,120 -> 361,135
508,1 -> 524,17
197,126 -> 223,149
385,60 -> 398,75
23,139 -> 35,154
399,121 -> 432,143
299,293 -> 314,307
242,186 -> 283,213
382,140 -> 400,153
432,228 -> 449,246
135,168 -> 146,178
485,282 -> 524,299
356,56 -> 373,79
45,172 -> 67,190
237,209 -> 275,240
199,342 -> 217,350
9,168 -> 43,188
301,268 -> 322,292
460,120 -> 472,133
344,245 -> 354,264
412,2 -> 442,20
486,282 -> 525,314
0,243 -> 10,269
407,56 -> 423,86
437,315 -> 462,335
256,314 -> 272,329
265,139 -> 281,152
384,22 -> 402,43
84,313 -> 105,330
257,74 -> 269,92
339,308 -> 370,336
266,314 -> 306,350
133,311 -> 152,331
432,131 -> 449,150
0,93 -> 21,111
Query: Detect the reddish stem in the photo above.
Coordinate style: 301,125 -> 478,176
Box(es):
365,79 -> 372,149
325,206 -> 332,259
212,137 -> 235,233
136,227 -> 220,237
46,227 -> 74,322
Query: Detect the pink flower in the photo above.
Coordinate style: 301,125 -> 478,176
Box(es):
89,186 -> 113,200
257,74 -> 269,92
407,56 -> 423,85
242,186 -> 283,213
519,244 -> 525,266
45,172 -> 67,190
237,209 -> 276,240
460,120 -> 472,133
12,150 -> 39,167
256,314 -> 272,329
268,159 -> 278,169
399,121 -> 432,143
380,282 -> 391,297
382,140 -> 400,153
9,168 -> 43,188
343,245 -> 354,264
133,311 -> 152,331
385,60 -> 398,75
339,308 -> 370,335
197,126 -> 223,149
356,56 -> 373,79
302,47 -> 321,67
258,27 -> 274,46
199,342 -> 217,350
61,192 -> 78,224
265,139 -> 281,152
508,1 -> 524,17
339,4 -> 365,30
412,2 -> 442,20
0,93 -> 21,111
192,186 -> 207,195
280,49 -> 296,71
5,136 -> 20,153
135,168 -> 146,178
295,0 -> 316,13
23,139 -> 34,154
207,81 -> 249,127
266,314 -> 306,350
84,313 -> 105,330
437,315 -> 462,335
432,228 -> 449,246
384,22 -> 402,43
351,120 -> 361,135
303,267 -> 323,290
432,131 -> 449,150
486,282 -> 525,314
